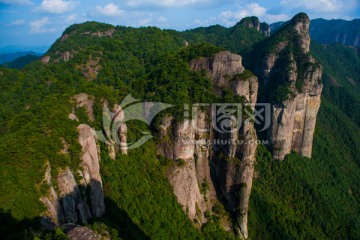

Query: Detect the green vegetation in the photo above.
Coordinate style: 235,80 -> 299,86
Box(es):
1,54 -> 40,69
180,21 -> 266,56
310,18 -> 360,46
311,42 -> 360,126
231,69 -> 254,82
0,17 -> 359,240
0,21 -> 242,239
249,98 -> 360,239
180,43 -> 224,61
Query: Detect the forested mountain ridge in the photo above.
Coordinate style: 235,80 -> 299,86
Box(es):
0,12 -> 359,240
270,18 -> 360,47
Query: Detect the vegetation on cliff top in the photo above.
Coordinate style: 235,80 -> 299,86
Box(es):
0,16 -> 359,240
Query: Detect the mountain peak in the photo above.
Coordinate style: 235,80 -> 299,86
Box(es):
63,21 -> 114,35
236,16 -> 270,37
290,12 -> 310,36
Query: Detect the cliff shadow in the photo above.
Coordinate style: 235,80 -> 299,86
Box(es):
5,180 -> 149,240
0,209 -> 42,240
100,197 -> 149,240
55,179 -> 149,240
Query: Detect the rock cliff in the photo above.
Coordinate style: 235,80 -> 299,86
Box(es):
63,224 -> 108,240
40,121 -> 105,228
158,51 -> 258,238
239,16 -> 271,37
259,13 -> 323,160
158,117 -> 209,224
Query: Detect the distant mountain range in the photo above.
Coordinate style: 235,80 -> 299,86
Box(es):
0,51 -> 43,65
1,54 -> 40,69
270,18 -> 360,46
0,45 -> 49,54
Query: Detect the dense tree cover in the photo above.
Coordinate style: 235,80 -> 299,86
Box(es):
249,98 -> 360,239
246,24 -> 360,239
309,18 -> 360,47
177,15 -> 360,239
1,54 -> 40,69
179,21 -> 266,55
311,42 -> 360,126
97,141 -> 235,240
0,22 -> 240,239
0,19 -> 359,240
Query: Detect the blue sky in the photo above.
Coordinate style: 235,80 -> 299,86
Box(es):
0,0 -> 359,48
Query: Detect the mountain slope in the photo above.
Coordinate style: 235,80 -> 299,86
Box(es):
0,23 -> 235,240
0,15 -> 359,240
311,42 -> 360,127
310,18 -> 360,46
0,51 -> 42,64
1,54 -> 40,69
270,18 -> 360,47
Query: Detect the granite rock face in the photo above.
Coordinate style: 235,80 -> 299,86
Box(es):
63,224 -> 105,240
189,51 -> 244,88
189,51 -> 258,105
40,124 -> 105,229
259,13 -> 323,160
39,162 -> 64,230
77,124 -> 105,218
158,118 -> 209,223
158,51 -> 258,238
239,16 -> 271,37
70,93 -> 95,122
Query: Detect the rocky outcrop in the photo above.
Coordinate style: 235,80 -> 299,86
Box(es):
62,51 -> 72,62
77,124 -> 105,217
158,118 -> 209,223
189,51 -> 244,87
57,167 -> 90,224
40,123 -> 105,228
91,29 -> 116,37
41,56 -> 51,64
61,33 -> 70,42
190,51 -> 258,239
239,16 -> 270,37
40,162 -> 64,230
259,13 -> 323,160
189,51 -> 258,105
63,224 -> 105,240
102,102 -> 128,159
158,51 -> 258,238
69,93 -> 95,122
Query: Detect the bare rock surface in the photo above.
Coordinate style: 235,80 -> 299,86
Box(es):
261,13 -> 323,160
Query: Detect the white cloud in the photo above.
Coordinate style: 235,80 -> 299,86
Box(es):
95,3 -> 124,17
29,17 -> 56,33
36,0 -> 77,14
138,17 -> 152,25
264,13 -> 289,23
281,0 -> 341,12
194,17 -> 216,26
9,19 -> 25,26
219,3 -> 266,25
125,0 -> 211,8
158,16 -> 168,23
66,14 -> 77,22
218,3 -> 289,25
0,0 -> 33,5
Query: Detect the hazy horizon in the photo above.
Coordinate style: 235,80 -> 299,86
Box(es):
0,0 -> 359,48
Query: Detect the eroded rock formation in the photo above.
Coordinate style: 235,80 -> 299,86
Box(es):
40,124 -> 105,229
259,13 -> 323,160
63,224 -> 107,240
239,16 -> 271,37
158,51 -> 258,238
